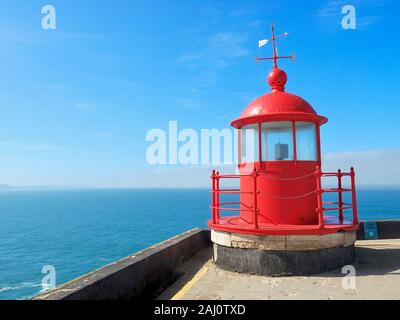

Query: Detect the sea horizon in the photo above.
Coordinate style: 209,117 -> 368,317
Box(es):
1,185 -> 400,191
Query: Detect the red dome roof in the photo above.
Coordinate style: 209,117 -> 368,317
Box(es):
231,67 -> 328,128
241,91 -> 317,117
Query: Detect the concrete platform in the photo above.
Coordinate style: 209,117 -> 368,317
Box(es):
158,239 -> 400,300
212,230 -> 356,276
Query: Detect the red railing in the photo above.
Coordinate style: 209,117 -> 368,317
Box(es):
210,168 -> 260,228
211,167 -> 359,229
315,166 -> 358,229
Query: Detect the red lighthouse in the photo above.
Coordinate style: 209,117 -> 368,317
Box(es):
209,25 -> 359,276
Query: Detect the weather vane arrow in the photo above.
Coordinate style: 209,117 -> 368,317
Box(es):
256,24 -> 296,67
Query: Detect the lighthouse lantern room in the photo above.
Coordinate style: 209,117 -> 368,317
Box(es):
209,25 -> 359,276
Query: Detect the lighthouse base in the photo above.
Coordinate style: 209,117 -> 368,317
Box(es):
211,230 -> 356,276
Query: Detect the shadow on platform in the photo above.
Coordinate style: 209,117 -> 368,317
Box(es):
355,246 -> 400,276
317,242 -> 400,278
156,247 -> 212,300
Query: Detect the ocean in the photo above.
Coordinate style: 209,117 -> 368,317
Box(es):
0,188 -> 399,300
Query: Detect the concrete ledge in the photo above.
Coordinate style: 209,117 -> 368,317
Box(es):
213,243 -> 355,276
34,228 -> 211,300
212,230 -> 356,251
357,220 -> 400,240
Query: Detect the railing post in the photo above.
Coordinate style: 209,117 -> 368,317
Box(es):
238,129 -> 242,169
211,170 -> 216,224
216,171 -> 220,222
350,167 -> 359,225
338,169 -> 344,224
252,167 -> 259,229
315,166 -> 324,229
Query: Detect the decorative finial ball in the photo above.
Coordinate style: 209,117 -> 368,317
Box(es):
268,67 -> 287,91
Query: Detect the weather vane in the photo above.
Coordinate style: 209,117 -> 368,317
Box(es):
256,24 -> 296,67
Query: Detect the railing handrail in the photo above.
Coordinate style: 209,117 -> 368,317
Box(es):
214,174 -> 252,179
321,172 -> 352,177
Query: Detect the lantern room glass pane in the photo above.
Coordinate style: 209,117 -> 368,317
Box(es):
261,122 -> 294,161
241,124 -> 258,163
296,122 -> 317,161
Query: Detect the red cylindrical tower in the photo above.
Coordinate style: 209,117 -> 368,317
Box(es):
233,66 -> 327,226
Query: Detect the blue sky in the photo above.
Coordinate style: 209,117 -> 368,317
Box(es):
0,0 -> 398,187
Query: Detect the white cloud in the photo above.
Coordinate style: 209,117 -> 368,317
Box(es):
126,148 -> 400,188
101,79 -> 137,96
0,141 -> 22,146
55,32 -> 105,40
74,103 -> 97,113
174,31 -> 249,109
23,143 -> 63,152
94,132 -> 113,140
173,97 -> 202,110
100,164 -> 238,189
93,131 -> 127,141
323,149 -> 400,186
357,15 -> 383,27
178,31 -> 249,70
0,29 -> 105,48
207,32 -> 249,64
176,53 -> 205,64
316,0 -> 386,28
23,143 -> 52,151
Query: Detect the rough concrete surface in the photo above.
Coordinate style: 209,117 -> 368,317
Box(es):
159,239 -> 400,300
211,230 -> 356,250
214,243 -> 355,276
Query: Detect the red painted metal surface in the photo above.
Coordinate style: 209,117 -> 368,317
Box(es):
231,76 -> 328,129
239,162 -> 318,226
208,24 -> 359,236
